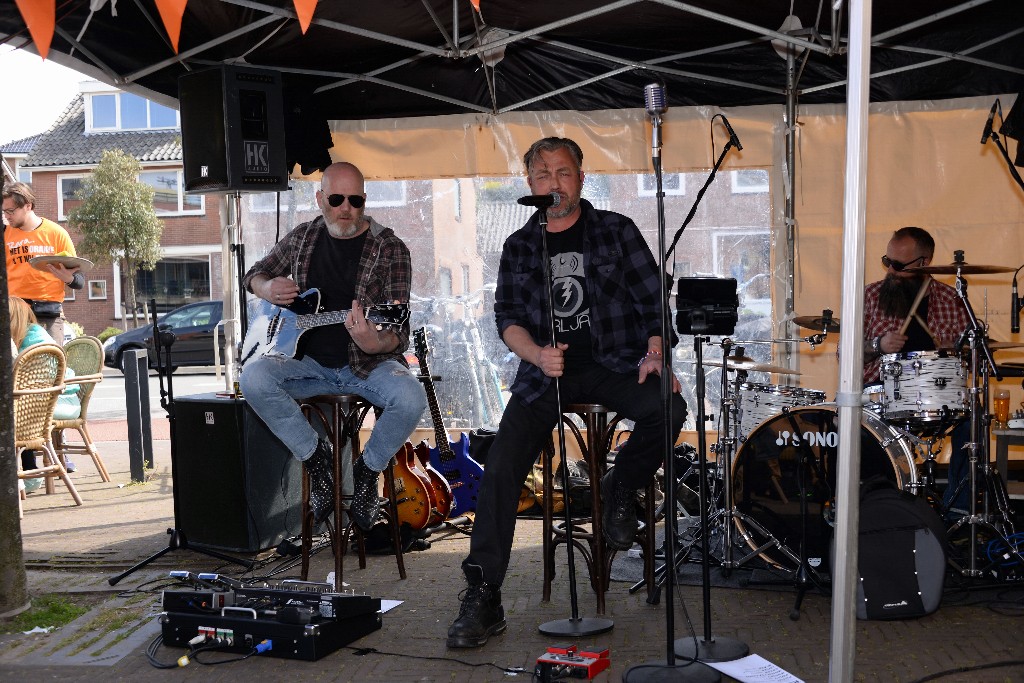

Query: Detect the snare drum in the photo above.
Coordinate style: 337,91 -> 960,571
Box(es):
737,383 -> 826,438
879,350 -> 967,429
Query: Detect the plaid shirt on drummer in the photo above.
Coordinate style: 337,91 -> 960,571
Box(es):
495,198 -> 673,405
242,214 -> 412,379
862,277 -> 969,384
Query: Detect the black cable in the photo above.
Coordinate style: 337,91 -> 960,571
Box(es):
344,645 -> 526,676
908,659 -> 1024,683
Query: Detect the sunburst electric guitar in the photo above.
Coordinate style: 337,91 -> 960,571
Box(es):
413,328 -> 484,514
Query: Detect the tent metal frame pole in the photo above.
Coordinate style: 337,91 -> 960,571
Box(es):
784,48 -> 797,358
830,0 -> 873,679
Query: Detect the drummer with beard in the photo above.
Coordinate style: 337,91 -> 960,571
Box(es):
863,226 -> 971,518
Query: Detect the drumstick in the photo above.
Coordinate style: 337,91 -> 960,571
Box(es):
913,313 -> 938,345
898,279 -> 930,335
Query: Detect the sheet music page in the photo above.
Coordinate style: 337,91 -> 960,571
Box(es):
706,654 -> 804,683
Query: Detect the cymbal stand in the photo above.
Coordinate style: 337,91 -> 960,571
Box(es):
945,267 -> 1024,576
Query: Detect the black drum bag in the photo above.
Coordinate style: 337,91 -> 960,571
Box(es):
855,478 -> 946,620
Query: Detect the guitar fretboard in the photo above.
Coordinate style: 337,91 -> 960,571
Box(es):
295,310 -> 351,331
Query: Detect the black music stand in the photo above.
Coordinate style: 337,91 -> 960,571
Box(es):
671,279 -> 749,664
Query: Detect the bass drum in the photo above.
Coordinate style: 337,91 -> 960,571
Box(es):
730,405 -> 917,569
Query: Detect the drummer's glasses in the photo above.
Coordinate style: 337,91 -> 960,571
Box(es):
881,255 -> 926,272
324,193 -> 366,209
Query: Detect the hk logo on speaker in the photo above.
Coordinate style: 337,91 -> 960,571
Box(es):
244,140 -> 270,173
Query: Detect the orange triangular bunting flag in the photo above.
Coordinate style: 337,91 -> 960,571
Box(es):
154,0 -> 189,53
14,0 -> 55,60
293,0 -> 318,34
470,0 -> 481,11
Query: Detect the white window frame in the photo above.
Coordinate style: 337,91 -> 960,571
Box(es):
57,174 -> 88,220
637,173 -> 685,197
139,169 -> 205,216
85,91 -> 180,133
730,169 -> 770,194
111,245 -> 220,320
88,280 -> 108,300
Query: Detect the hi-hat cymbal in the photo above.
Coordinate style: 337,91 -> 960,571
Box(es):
703,359 -> 801,376
793,315 -> 840,333
905,263 -> 1015,275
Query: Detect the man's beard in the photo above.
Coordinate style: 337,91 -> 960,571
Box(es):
546,195 -> 580,220
878,273 -> 927,318
324,214 -> 362,238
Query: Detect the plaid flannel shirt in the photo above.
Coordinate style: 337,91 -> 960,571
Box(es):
862,277 -> 968,384
495,198 -> 671,405
242,215 -> 412,379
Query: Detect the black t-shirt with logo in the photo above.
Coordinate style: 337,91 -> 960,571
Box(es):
544,216 -> 596,372
298,229 -> 367,368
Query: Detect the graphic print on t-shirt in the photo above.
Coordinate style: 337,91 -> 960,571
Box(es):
551,250 -> 589,336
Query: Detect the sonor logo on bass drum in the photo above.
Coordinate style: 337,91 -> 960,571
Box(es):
774,430 -> 839,448
883,600 -> 909,609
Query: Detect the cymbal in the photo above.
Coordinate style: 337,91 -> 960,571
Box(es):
988,340 -> 1024,350
905,263 -> 1015,275
703,359 -> 801,376
793,315 -> 840,333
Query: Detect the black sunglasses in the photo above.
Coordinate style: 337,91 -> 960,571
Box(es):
325,193 -> 366,209
881,255 -> 926,272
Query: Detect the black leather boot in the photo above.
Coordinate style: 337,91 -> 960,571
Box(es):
305,437 -> 335,524
601,469 -> 638,550
446,565 -> 506,648
351,456 -> 382,532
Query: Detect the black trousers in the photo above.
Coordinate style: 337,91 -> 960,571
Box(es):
462,365 -> 687,587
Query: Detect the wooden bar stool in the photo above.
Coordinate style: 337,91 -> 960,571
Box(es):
298,395 -> 407,587
541,403 -> 657,613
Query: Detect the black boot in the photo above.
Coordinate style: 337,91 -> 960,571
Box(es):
351,457 -> 382,532
305,438 -> 336,524
601,469 -> 638,550
446,565 -> 506,648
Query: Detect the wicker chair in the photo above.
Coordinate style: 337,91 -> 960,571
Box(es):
51,336 -> 110,481
15,343 -> 83,514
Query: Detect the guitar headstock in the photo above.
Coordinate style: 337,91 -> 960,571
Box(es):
413,327 -> 430,370
366,303 -> 410,331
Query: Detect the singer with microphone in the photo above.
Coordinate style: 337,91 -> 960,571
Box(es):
863,226 -> 971,518
446,137 -> 687,648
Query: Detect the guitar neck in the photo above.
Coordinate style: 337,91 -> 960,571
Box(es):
414,331 -> 455,459
295,309 -> 350,331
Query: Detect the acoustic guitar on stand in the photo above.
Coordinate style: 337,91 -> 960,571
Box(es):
413,328 -> 484,514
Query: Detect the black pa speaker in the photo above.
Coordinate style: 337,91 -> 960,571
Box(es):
173,394 -> 303,552
179,65 -> 289,193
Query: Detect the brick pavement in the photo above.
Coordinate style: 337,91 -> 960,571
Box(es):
5,425 -> 1024,682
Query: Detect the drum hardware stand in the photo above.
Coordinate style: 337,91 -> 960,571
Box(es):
944,263 -> 1024,576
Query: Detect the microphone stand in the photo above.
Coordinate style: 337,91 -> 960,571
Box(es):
624,94 -> 727,683
982,123 -> 1024,194
537,204 -> 614,639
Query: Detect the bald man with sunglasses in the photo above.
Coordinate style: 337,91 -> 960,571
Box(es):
863,226 -> 972,519
240,162 -> 426,529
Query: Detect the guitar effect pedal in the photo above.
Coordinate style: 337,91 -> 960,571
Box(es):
534,644 -> 611,681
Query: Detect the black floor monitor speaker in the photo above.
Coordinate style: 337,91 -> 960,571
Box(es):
173,394 -> 303,552
179,65 -> 289,193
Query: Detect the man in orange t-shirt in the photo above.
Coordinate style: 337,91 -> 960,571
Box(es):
3,182 -> 85,343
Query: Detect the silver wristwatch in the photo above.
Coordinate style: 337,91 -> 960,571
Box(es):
871,335 -> 882,354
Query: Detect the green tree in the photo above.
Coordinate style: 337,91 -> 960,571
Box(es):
66,149 -> 162,329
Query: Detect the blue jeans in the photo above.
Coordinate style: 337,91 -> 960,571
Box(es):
240,354 -> 427,472
463,366 -> 687,586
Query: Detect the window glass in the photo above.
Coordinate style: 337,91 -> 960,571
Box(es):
59,177 -> 85,219
140,171 -> 181,213
366,180 -> 406,207
150,101 -> 178,128
120,92 -> 148,129
92,94 -> 116,128
137,256 -> 212,313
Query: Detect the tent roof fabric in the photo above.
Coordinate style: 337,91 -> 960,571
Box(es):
2,1 -> 1021,123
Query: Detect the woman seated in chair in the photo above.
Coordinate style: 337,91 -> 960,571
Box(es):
9,296 -> 81,489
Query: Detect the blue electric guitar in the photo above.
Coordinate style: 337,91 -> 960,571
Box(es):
413,327 -> 484,514
240,288 -> 409,365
